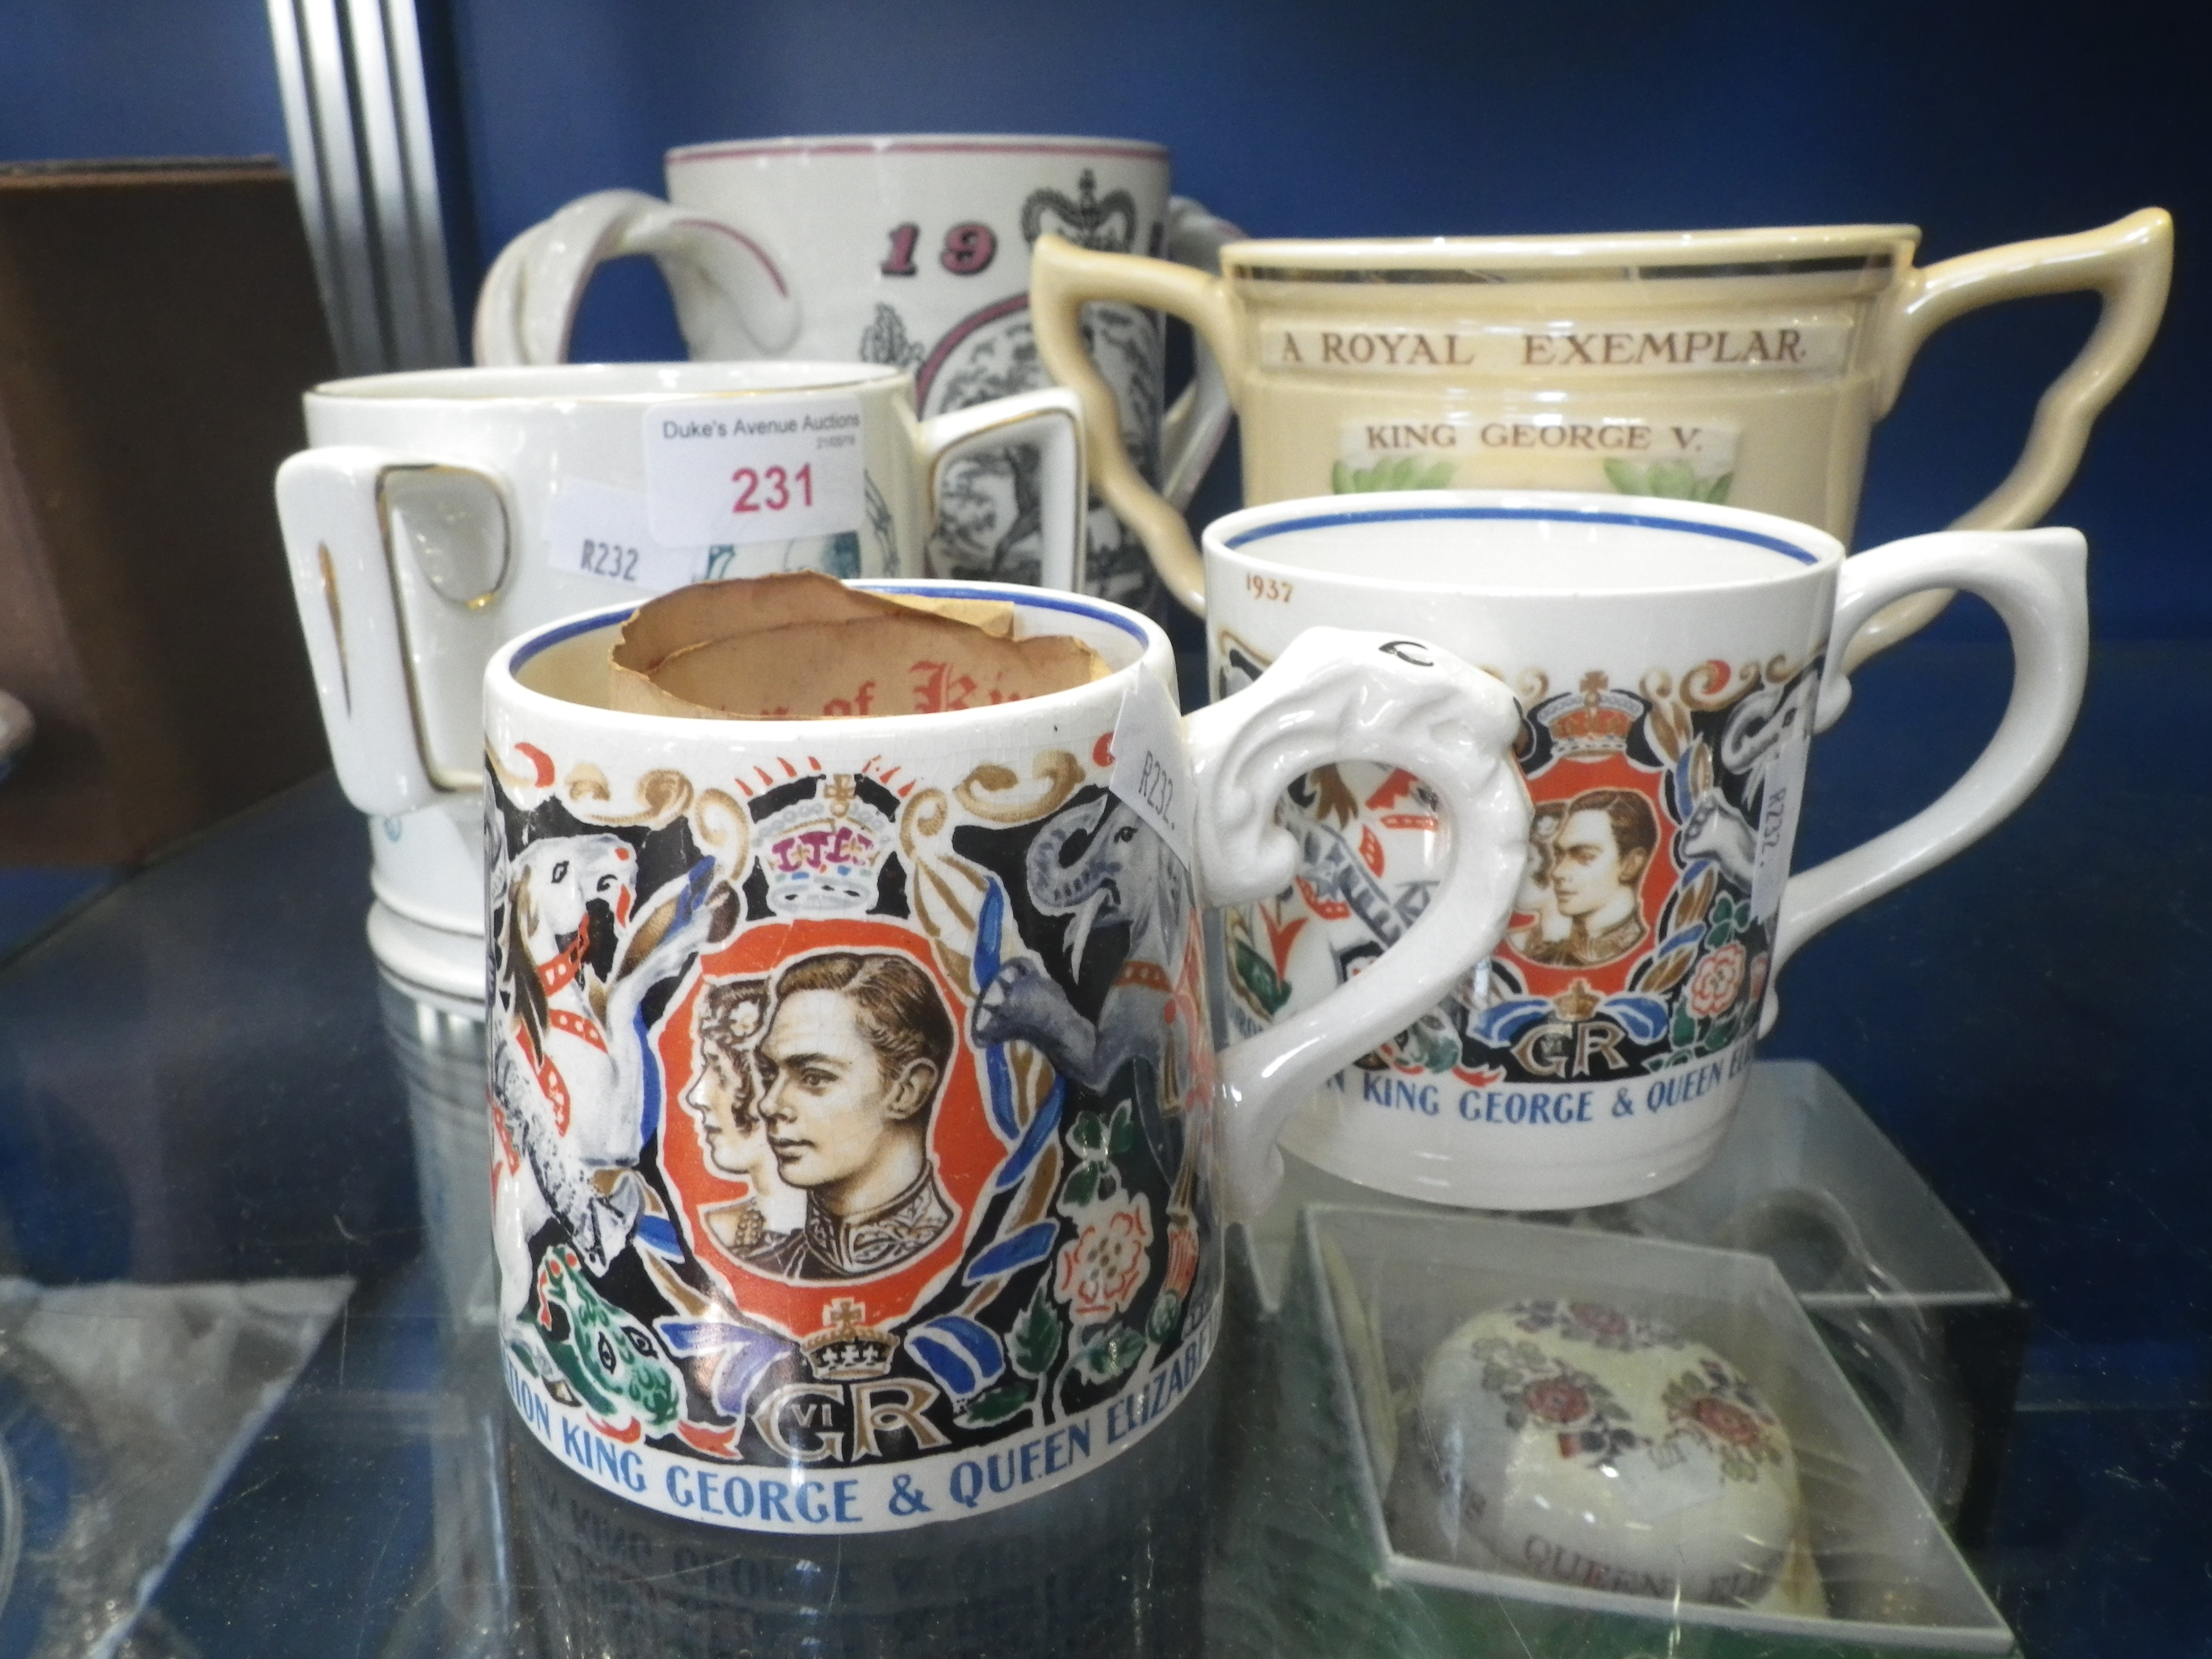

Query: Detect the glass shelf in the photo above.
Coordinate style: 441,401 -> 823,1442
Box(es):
0,719 -> 2202,1656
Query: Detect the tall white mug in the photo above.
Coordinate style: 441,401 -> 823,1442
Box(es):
474,134 -> 1242,607
1203,492 -> 2088,1210
275,362 -> 1085,1015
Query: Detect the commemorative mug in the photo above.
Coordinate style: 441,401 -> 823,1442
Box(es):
475,134 -> 1245,606
276,362 -> 1084,1013
1205,492 -> 2087,1211
481,580 -> 1528,1528
1033,210 -> 2166,661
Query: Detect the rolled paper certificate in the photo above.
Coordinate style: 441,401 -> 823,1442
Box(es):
609,572 -> 1108,720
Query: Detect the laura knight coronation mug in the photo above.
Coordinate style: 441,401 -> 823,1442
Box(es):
1032,211 -> 2166,663
479,580 -> 1529,1528
1203,492 -> 2088,1211
475,134 -> 1244,606
275,362 -> 1084,1015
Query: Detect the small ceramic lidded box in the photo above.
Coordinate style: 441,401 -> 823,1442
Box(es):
1306,1208 -> 2015,1654
1418,1298 -> 1805,1609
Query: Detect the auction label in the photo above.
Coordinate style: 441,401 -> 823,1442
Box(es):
543,477 -> 706,592
1107,668 -> 1195,873
645,395 -> 866,548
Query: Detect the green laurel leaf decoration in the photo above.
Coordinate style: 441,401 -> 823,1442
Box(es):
1147,1287 -> 1186,1345
957,1378 -> 1036,1428
1231,939 -> 1293,1015
1072,1324 -> 1147,1384
1603,458 -> 1646,494
1332,454 -> 1457,494
1012,1280 -> 1064,1378
1063,1161 -> 1101,1209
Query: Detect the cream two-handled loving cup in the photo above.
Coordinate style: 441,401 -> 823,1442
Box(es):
1204,491 -> 2088,1211
1032,211 -> 2166,663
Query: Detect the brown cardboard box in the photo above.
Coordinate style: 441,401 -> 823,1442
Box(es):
0,157 -> 335,863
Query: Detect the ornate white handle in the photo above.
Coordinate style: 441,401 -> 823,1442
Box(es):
1159,197 -> 1245,512
916,388 -> 1088,593
1847,208 -> 2169,668
275,446 -> 511,814
1186,629 -> 1531,1219
471,189 -> 801,366
1767,526 -> 2089,1032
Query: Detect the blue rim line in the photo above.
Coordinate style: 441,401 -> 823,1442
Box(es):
1221,504 -> 1821,566
506,581 -> 1150,673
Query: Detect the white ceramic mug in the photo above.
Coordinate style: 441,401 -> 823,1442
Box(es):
474,134 -> 1243,606
1033,212 -> 2167,664
275,362 -> 1084,1014
481,581 -> 1527,1529
1204,492 -> 2087,1210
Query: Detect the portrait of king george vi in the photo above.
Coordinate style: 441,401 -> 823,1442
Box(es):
742,950 -> 957,1282
1508,788 -> 1656,969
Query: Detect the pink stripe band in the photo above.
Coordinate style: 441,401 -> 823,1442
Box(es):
671,138 -> 1168,165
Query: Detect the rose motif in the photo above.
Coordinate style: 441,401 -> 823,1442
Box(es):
1521,1375 -> 1591,1425
1567,1303 -> 1630,1340
1687,941 -> 1747,1018
1054,1195 -> 1154,1323
1689,1394 -> 1765,1447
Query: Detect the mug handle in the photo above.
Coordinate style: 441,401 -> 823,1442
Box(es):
914,388 -> 1089,592
1766,526 -> 2089,1033
1185,628 -> 1532,1220
471,188 -> 802,366
1031,234 -> 1235,613
1159,197 -> 1246,513
274,446 -> 512,815
1849,207 -> 2170,668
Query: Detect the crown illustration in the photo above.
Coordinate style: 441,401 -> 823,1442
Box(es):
802,1297 -> 897,1382
1020,170 -> 1139,252
1536,673 -> 1640,758
1552,979 -> 1603,1022
755,775 -> 895,915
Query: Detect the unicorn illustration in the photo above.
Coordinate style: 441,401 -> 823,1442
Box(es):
489,833 -> 737,1338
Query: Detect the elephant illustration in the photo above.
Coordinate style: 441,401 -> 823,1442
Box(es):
973,793 -> 1192,1105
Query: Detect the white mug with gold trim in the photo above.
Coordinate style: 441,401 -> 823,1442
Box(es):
1033,212 -> 2167,663
275,362 -> 1084,1014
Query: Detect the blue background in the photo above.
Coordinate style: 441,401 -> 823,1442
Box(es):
1,3 -> 2206,1650
7,0 -> 2192,636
